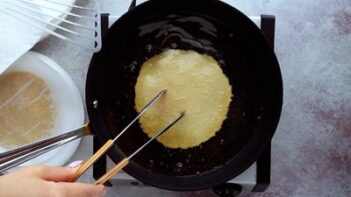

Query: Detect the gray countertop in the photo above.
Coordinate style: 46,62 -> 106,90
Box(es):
32,0 -> 351,196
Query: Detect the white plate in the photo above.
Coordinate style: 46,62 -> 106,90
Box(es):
1,51 -> 84,168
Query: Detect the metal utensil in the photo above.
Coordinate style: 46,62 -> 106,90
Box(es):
2,0 -> 101,52
0,89 -> 167,173
0,125 -> 91,173
95,111 -> 185,185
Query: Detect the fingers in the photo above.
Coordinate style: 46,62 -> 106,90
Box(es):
26,165 -> 78,182
51,182 -> 105,197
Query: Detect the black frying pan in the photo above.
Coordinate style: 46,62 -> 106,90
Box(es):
86,0 -> 283,191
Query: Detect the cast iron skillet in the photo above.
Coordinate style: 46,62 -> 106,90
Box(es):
86,0 -> 283,191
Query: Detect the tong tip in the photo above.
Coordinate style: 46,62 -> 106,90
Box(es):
180,111 -> 186,117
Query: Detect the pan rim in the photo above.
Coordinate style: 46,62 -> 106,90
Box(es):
86,0 -> 283,191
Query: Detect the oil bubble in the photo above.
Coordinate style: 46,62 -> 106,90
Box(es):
176,162 -> 183,168
145,44 -> 153,52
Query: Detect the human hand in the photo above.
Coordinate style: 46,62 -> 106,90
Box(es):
0,164 -> 105,197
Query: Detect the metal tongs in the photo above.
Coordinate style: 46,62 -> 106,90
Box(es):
0,90 -> 185,184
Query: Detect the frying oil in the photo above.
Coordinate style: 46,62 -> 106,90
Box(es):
0,71 -> 56,149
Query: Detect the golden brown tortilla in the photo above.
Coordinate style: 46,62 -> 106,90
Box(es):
0,71 -> 56,149
135,49 -> 232,149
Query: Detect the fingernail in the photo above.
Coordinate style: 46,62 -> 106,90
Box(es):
67,160 -> 83,168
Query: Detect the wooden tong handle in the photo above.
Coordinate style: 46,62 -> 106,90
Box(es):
95,158 -> 129,185
71,139 -> 114,182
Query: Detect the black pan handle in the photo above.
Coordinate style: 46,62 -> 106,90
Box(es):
128,0 -> 163,10
129,0 -> 137,10
213,183 -> 242,197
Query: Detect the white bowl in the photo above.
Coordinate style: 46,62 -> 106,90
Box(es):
1,51 -> 84,168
